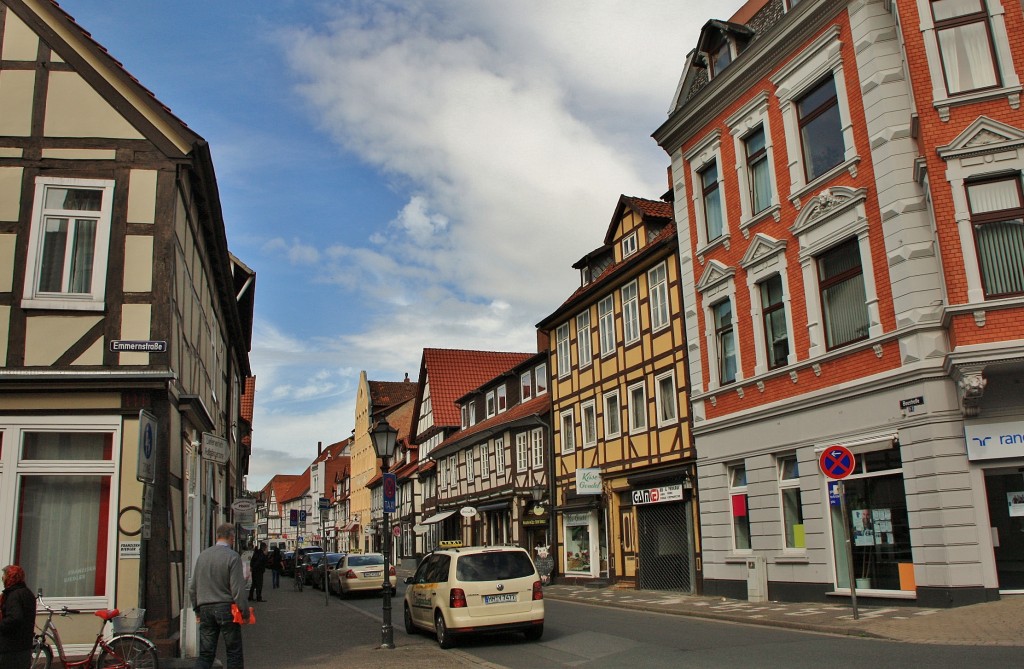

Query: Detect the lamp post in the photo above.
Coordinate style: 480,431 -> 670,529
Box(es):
370,417 -> 399,650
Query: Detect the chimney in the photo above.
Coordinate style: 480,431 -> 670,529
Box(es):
404,372 -> 410,382
318,441 -> 322,456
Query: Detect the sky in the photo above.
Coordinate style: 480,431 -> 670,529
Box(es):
56,0 -> 746,489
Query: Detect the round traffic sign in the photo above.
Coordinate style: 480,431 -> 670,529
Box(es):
393,525 -> 401,537
819,445 -> 856,480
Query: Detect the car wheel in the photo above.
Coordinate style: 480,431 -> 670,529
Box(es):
404,604 -> 415,635
435,611 -> 454,649
523,624 -> 544,641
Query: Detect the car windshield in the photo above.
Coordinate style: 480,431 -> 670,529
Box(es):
348,555 -> 384,567
327,553 -> 344,565
456,552 -> 535,581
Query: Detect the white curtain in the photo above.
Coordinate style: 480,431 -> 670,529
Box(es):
938,22 -> 998,93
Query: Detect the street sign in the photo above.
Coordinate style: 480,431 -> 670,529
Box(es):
201,432 -> 229,464
393,525 -> 401,537
828,481 -> 842,507
383,473 -> 397,514
319,496 -> 330,510
136,410 -> 158,484
819,445 -> 856,480
290,509 -> 298,527
232,499 -> 257,513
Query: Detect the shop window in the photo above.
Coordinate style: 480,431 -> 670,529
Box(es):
778,455 -> 805,550
966,176 -> 1024,297
729,464 -> 751,551
563,512 -> 593,574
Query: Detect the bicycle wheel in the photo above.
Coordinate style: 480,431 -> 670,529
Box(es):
30,641 -> 52,669
97,634 -> 159,669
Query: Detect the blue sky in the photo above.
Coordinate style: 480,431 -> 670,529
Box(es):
57,0 -> 744,489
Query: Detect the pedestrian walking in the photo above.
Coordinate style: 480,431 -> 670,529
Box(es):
189,523 -> 249,669
268,546 -> 283,589
249,543 -> 267,602
0,565 -> 36,669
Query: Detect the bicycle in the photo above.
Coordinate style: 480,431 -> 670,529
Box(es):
31,592 -> 159,669
293,560 -> 304,592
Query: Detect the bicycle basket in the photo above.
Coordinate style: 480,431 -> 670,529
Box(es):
111,608 -> 145,634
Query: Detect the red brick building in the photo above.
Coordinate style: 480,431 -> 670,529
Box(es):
654,0 -> 1024,606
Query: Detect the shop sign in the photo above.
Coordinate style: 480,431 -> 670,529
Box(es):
632,484 -> 683,506
119,542 -> 141,559
576,468 -> 602,494
564,512 -> 590,526
965,417 -> 1024,461
201,432 -> 229,464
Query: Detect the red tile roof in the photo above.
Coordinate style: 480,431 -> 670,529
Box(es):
602,195 -> 673,246
369,378 -> 419,411
435,394 -> 550,452
240,376 -> 256,423
421,349 -> 534,429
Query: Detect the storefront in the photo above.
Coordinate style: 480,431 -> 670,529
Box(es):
560,509 -> 608,578
628,482 -> 695,592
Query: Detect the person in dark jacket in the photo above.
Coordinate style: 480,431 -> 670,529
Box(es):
249,543 -> 268,602
0,565 -> 36,669
268,547 -> 283,589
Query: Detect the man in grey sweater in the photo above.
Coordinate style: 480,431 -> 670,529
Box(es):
189,523 -> 249,669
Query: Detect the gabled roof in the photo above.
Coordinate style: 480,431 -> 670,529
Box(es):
240,376 -> 256,423
369,377 -> 419,411
417,349 -> 535,430
603,195 -> 674,246
431,394 -> 550,460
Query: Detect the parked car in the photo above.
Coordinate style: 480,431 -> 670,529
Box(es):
403,545 -> 543,648
329,553 -> 397,597
301,551 -> 326,585
281,551 -> 296,576
311,552 -> 345,591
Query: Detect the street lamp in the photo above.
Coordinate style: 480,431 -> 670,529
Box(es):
370,417 -> 399,650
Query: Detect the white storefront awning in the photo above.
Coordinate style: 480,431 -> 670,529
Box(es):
413,509 -> 457,534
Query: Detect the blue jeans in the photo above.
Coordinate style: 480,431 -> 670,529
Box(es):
271,568 -> 280,588
195,603 -> 243,669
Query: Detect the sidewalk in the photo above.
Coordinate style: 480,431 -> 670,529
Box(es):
541,583 -> 1024,646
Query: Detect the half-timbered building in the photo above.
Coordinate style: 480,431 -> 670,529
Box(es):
537,195 -> 698,591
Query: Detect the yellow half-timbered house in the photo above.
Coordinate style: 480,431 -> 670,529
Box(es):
0,1 -> 254,658
537,195 -> 698,591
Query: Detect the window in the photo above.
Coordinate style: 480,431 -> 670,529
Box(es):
577,310 -> 592,368
598,295 -> 616,356
520,371 -> 533,400
479,442 -> 490,477
497,384 -> 507,413
603,391 -> 621,438
729,464 -> 752,551
560,410 -> 575,454
966,177 -> 1024,297
648,262 -> 670,331
530,428 -> 544,468
486,390 -> 496,418
700,160 -> 724,241
931,0 -> 999,95
622,232 -> 638,258
448,455 -> 457,488
710,38 -> 732,76
745,126 -> 771,215
535,363 -> 548,394
628,382 -> 647,434
516,433 -> 529,471
655,371 -> 678,426
818,238 -> 869,349
797,77 -> 844,182
778,455 -> 805,550
494,437 -> 505,474
581,401 -> 597,447
556,323 -> 571,378
713,300 -> 737,384
469,403 -> 478,426
466,448 -> 475,480
460,405 -> 469,430
23,178 -> 115,310
622,280 -> 640,345
760,274 -> 790,369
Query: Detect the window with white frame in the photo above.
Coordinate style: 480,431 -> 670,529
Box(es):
603,391 -> 621,438
818,238 -> 870,349
581,400 -> 597,447
496,384 -> 508,413
466,447 -> 475,481
530,428 -> 544,468
729,463 -> 752,551
931,0 -> 1000,95
520,371 -> 533,400
535,363 -> 548,394
460,405 -> 469,429
560,409 -> 575,454
480,442 -> 490,477
516,432 -> 529,471
598,294 -> 616,356
469,403 -> 478,426
745,126 -> 772,215
448,455 -> 457,488
622,232 -> 638,258
966,176 -> 1024,297
622,280 -> 640,345
760,274 -> 790,369
778,454 -> 805,550
797,77 -> 844,182
686,131 -> 727,250
438,456 -> 446,488
713,299 -> 737,384
577,310 -> 592,368
628,382 -> 647,434
556,322 -> 571,378
655,371 -> 678,426
22,178 -> 115,311
1,419 -> 120,603
700,160 -> 724,241
729,93 -> 779,229
648,262 -> 670,332
494,436 -> 506,474
486,390 -> 496,418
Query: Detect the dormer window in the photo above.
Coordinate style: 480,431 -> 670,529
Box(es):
710,39 -> 731,76
622,232 -> 638,258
